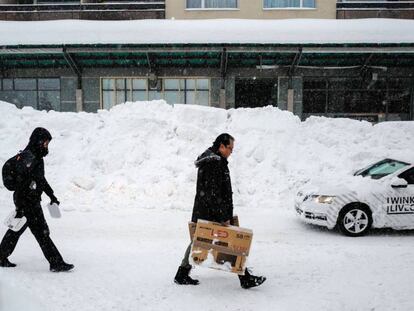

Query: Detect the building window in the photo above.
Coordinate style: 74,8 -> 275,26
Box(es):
187,0 -> 238,9
182,79 -> 207,105
101,78 -> 210,109
264,0 -> 315,9
164,79 -> 184,104
102,79 -> 115,110
37,0 -> 81,3
38,78 -> 61,111
2,79 -> 13,91
0,78 -> 60,111
303,77 -> 411,119
132,79 -> 147,102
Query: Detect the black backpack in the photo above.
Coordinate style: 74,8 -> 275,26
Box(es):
2,154 -> 21,191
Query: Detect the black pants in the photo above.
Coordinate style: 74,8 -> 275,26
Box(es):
0,202 -> 64,266
180,242 -> 192,268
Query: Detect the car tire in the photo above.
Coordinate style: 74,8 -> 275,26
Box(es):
338,204 -> 372,237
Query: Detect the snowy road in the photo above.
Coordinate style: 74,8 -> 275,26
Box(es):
1,206 -> 413,311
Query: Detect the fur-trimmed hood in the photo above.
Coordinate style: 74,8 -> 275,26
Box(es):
194,148 -> 224,168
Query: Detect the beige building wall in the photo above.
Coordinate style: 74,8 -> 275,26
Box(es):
166,0 -> 336,19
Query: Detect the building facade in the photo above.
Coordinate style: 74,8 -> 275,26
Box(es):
0,1 -> 413,122
166,0 -> 336,19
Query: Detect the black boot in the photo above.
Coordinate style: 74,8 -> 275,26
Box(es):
50,262 -> 74,272
174,265 -> 199,285
239,269 -> 266,289
0,258 -> 17,268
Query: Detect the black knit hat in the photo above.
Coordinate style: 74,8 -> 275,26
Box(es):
27,127 -> 52,157
29,127 -> 52,146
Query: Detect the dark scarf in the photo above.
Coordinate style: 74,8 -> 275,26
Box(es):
26,127 -> 52,158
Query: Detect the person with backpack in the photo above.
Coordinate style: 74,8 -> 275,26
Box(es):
173,133 -> 266,289
0,127 -> 74,272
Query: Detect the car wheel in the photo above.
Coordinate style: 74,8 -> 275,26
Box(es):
338,204 -> 372,237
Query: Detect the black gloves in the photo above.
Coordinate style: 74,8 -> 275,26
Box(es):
49,194 -> 60,206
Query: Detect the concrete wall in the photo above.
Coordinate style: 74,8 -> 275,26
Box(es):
278,76 -> 303,117
166,0 -> 336,19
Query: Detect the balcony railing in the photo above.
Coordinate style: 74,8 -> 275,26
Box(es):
337,1 -> 414,19
337,1 -> 414,10
0,0 -> 165,20
0,0 -> 165,12
2,0 -> 164,3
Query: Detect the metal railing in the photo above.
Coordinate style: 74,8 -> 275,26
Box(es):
337,1 -> 414,10
0,0 -> 165,12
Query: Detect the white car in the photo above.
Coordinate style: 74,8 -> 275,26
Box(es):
295,158 -> 414,236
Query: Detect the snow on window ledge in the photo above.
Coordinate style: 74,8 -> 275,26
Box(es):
185,8 -> 240,11
263,7 -> 316,10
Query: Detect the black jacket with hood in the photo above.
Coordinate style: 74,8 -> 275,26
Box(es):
191,148 -> 233,223
13,127 -> 55,207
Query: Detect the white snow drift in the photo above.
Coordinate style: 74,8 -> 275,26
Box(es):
0,100 -> 413,213
1,19 -> 414,46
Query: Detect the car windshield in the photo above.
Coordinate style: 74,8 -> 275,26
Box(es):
356,159 -> 410,179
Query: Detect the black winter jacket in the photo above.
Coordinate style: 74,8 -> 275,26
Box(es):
191,148 -> 233,223
13,128 -> 54,207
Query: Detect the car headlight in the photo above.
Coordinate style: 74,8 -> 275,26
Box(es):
312,195 -> 335,204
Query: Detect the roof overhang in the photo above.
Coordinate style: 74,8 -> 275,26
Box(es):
1,18 -> 414,70
1,43 -> 414,70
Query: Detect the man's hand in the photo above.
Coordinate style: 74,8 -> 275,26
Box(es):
49,194 -> 60,206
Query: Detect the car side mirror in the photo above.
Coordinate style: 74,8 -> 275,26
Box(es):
391,177 -> 408,188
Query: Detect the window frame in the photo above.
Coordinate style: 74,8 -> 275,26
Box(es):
0,77 -> 61,111
303,77 -> 412,116
263,0 -> 316,10
100,77 -> 211,109
186,0 -> 239,11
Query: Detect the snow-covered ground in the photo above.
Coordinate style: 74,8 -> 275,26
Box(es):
0,101 -> 414,311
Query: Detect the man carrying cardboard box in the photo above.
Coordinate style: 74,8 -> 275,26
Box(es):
173,133 -> 266,289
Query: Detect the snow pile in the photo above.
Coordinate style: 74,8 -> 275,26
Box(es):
0,100 -> 413,213
1,18 -> 414,46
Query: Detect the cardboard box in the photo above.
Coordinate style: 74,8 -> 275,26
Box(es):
189,218 -> 253,275
188,215 -> 239,240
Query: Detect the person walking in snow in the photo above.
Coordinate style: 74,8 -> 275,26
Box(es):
0,127 -> 74,272
174,133 -> 266,289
